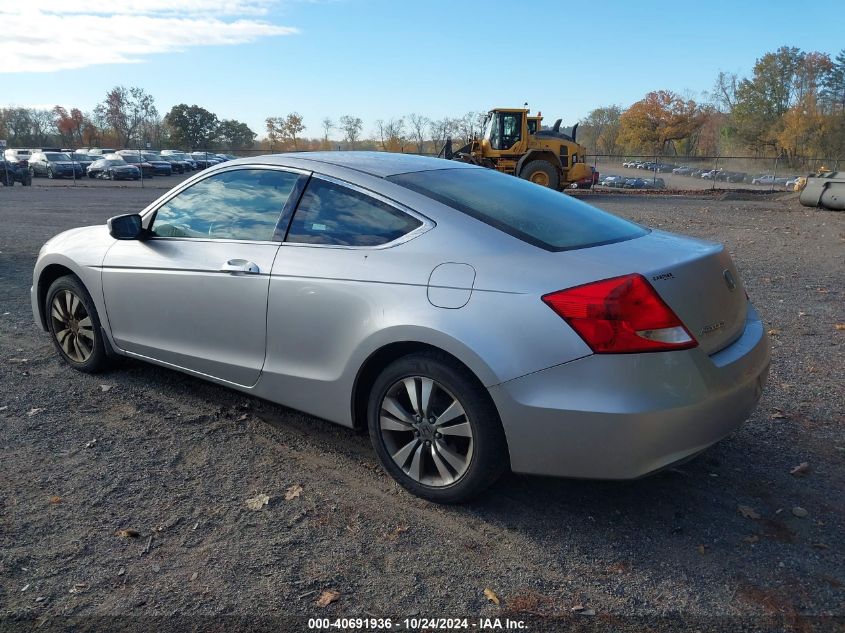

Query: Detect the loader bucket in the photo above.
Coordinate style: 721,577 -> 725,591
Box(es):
799,172 -> 845,211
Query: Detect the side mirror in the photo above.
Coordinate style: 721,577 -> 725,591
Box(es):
107,214 -> 144,240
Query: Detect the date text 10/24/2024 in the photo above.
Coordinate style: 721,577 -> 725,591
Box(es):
308,617 -> 528,630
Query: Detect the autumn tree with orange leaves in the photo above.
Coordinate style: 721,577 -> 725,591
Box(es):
618,91 -> 706,155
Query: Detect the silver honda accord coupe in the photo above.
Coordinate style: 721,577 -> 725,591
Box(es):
32,152 -> 770,502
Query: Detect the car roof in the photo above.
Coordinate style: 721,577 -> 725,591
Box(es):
239,151 -> 477,178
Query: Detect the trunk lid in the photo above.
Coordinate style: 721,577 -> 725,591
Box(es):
552,230 -> 747,355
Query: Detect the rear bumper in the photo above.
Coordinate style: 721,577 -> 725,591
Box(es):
489,303 -> 770,479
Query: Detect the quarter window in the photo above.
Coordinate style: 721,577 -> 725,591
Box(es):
286,178 -> 422,247
151,169 -> 300,241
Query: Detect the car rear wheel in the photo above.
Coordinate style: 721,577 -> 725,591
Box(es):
368,352 -> 508,503
46,276 -> 111,373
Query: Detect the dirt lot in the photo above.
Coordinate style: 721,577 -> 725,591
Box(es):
1,183 -> 843,631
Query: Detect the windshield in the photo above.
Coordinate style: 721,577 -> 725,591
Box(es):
388,168 -> 648,252
46,153 -> 71,161
484,113 -> 495,142
105,160 -> 128,166
120,154 -> 141,163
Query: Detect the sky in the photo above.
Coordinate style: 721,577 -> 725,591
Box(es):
1,0 -> 843,140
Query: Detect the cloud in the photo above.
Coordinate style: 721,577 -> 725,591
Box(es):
0,2 -> 298,73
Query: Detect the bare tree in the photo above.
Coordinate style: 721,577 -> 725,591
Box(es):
339,115 -> 363,149
428,117 -> 455,154
95,86 -> 158,147
321,117 -> 333,142
407,112 -> 430,153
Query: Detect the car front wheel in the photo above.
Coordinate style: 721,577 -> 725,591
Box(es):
46,275 -> 111,373
367,351 -> 508,503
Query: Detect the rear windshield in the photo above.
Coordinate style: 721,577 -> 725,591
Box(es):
388,168 -> 648,251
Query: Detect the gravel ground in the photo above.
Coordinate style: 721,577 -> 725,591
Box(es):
1,185 -> 843,632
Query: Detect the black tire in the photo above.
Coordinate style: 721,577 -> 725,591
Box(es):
47,167 -> 54,179
88,172 -> 95,179
45,275 -> 111,373
520,159 -> 560,189
367,351 -> 508,503
108,170 -> 115,180
21,170 -> 32,186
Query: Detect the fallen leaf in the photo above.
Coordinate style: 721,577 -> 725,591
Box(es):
483,588 -> 500,605
21,584 -> 30,592
697,544 -> 706,555
811,543 -> 829,549
770,409 -> 789,420
27,408 -> 44,417
284,484 -> 303,501
69,583 -> 88,594
743,535 -> 760,544
570,604 -> 585,612
798,311 -> 806,317
245,493 -> 270,511
99,384 -> 112,392
49,496 -> 61,504
190,572 -> 198,581
315,589 -> 340,607
116,529 -> 140,538
738,505 -> 760,520
9,358 -> 29,364
792,506 -> 808,518
85,439 -> 97,448
835,323 -> 845,331
578,609 -> 596,617
767,328 -> 780,336
0,405 -> 8,412
117,568 -> 125,576
790,462 -> 810,476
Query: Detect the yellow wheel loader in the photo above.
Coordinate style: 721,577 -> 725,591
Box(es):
442,108 -> 593,190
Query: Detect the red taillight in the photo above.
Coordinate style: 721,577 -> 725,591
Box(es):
542,273 -> 697,353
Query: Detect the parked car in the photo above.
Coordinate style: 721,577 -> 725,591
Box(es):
88,158 -> 141,181
87,148 -> 116,156
656,163 -> 676,173
4,148 -> 32,167
689,169 -> 706,178
30,152 -> 770,503
1,159 -> 33,186
623,177 -> 646,189
28,151 -> 84,179
161,150 -> 197,171
71,153 -> 97,174
139,153 -> 176,175
701,169 -> 722,180
642,177 -> 666,189
190,152 -> 223,168
622,159 -> 638,168
160,155 -> 189,174
570,166 -> 599,189
751,175 -> 776,185
727,172 -> 747,183
111,152 -> 155,178
601,175 -> 626,187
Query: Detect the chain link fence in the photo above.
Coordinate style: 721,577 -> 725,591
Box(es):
583,154 -> 842,193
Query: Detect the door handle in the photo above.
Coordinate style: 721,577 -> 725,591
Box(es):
220,259 -> 260,274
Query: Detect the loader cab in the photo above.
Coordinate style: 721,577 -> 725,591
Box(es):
484,109 -> 527,153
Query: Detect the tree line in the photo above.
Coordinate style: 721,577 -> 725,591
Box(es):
0,86 -> 488,155
2,46 -> 843,167
578,46 -> 845,165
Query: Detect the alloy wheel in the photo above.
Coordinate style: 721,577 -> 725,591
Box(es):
379,376 -> 474,487
50,290 -> 95,363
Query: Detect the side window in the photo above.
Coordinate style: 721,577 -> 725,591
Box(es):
286,178 -> 422,247
151,169 -> 300,241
